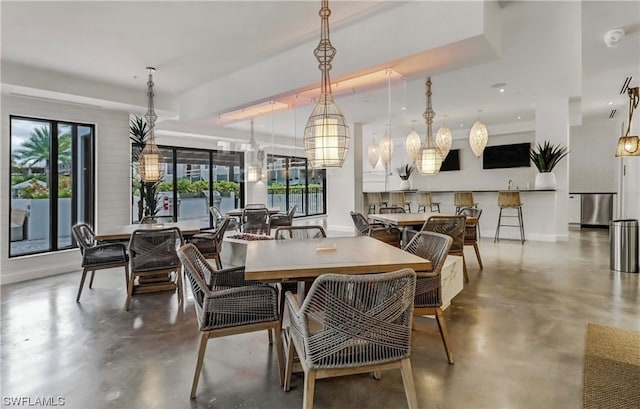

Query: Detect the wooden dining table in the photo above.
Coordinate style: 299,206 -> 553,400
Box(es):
244,235 -> 431,282
95,220 -> 202,241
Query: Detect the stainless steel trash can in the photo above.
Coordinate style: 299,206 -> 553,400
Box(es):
609,219 -> 638,273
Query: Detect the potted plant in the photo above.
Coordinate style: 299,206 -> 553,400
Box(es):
529,141 -> 569,189
396,164 -> 415,190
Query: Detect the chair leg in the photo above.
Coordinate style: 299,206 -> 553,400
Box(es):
88,270 -> 96,289
435,308 -> 454,364
284,330 -> 295,392
473,242 -> 483,270
267,329 -> 273,345
190,332 -> 210,399
176,269 -> 184,306
125,271 -> 135,311
518,207 -> 525,244
462,255 -> 469,283
400,358 -> 419,409
494,208 -> 503,242
214,254 -> 223,270
274,321 -> 285,386
76,268 -> 89,302
123,264 -> 130,288
302,369 -> 317,409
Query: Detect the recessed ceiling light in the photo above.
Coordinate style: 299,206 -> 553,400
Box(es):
608,101 -> 613,106
517,116 -> 521,120
459,124 -> 464,127
499,88 -> 505,93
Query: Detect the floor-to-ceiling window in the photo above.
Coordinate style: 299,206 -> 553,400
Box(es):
266,154 -> 326,216
131,146 -> 244,227
9,116 -> 95,257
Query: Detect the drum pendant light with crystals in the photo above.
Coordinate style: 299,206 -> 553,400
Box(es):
304,0 -> 350,168
469,119 -> 489,157
415,77 -> 443,175
615,86 -> 640,156
138,67 -> 164,183
435,122 -> 452,158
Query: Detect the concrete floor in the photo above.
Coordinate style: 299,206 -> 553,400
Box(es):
2,227 -> 639,409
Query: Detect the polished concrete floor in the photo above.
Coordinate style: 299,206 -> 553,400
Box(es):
2,227 -> 639,409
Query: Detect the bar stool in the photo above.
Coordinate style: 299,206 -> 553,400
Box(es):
366,192 -> 385,214
454,191 -> 477,213
390,192 -> 411,213
494,191 -> 525,244
416,191 -> 440,213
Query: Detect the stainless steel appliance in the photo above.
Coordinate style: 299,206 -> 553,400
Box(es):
581,194 -> 613,227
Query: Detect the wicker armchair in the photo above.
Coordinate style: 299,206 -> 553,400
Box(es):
209,206 -> 238,231
188,217 -> 230,269
71,223 -> 129,302
177,244 -> 284,399
126,227 -> 184,311
458,207 -> 483,269
273,225 -> 327,319
242,207 -> 270,235
379,206 -> 406,214
421,215 -> 468,282
270,205 -> 297,229
350,211 -> 402,248
284,269 -> 418,409
403,231 -> 455,364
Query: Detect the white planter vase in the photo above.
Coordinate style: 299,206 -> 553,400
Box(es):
535,172 -> 556,190
399,180 -> 411,190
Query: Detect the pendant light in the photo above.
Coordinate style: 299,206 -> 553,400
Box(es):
246,119 -> 260,182
615,86 -> 640,156
405,120 -> 421,162
138,67 -> 164,183
435,121 -> 452,158
469,116 -> 489,157
379,69 -> 394,169
415,77 -> 443,175
303,0 -> 350,168
367,137 -> 380,168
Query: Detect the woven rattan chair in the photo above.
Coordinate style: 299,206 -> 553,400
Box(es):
270,205 -> 297,229
454,191 -> 477,213
177,244 -> 284,399
188,217 -> 230,269
71,223 -> 129,302
421,215 -> 468,282
416,191 -> 440,213
274,225 -> 327,319
458,207 -> 483,269
140,215 -> 175,224
390,191 -> 411,212
366,192 -> 386,214
350,211 -> 402,247
495,191 -> 525,244
210,206 -> 237,231
284,269 -> 418,409
126,227 -> 184,311
379,206 -> 406,214
242,207 -> 270,235
403,231 -> 455,363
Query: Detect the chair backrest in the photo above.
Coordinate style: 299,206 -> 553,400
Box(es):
457,207 -> 482,219
177,243 -> 214,314
421,215 -> 466,252
389,192 -> 406,206
274,225 -> 327,240
454,191 -> 474,207
349,211 -> 370,236
72,223 -> 96,254
379,206 -> 406,214
129,227 -> 184,272
209,206 -> 224,222
140,215 -> 175,224
498,191 -> 522,208
212,217 -> 231,245
457,207 -> 482,241
416,192 -> 434,206
286,204 -> 298,219
294,269 -> 416,368
246,203 -> 267,209
367,192 -> 383,206
242,208 -> 269,234
403,231 -> 453,276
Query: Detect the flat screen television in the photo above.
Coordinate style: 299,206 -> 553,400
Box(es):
440,149 -> 460,171
482,143 -> 531,169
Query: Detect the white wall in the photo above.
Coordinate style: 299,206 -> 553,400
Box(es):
1,95 -> 130,283
569,118 -> 618,193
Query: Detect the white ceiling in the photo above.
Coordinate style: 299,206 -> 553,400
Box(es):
1,1 -> 639,146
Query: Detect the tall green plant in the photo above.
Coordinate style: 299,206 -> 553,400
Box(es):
529,141 -> 569,172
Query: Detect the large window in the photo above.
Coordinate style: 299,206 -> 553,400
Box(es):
9,116 -> 95,257
131,146 -> 244,228
266,155 -> 326,217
